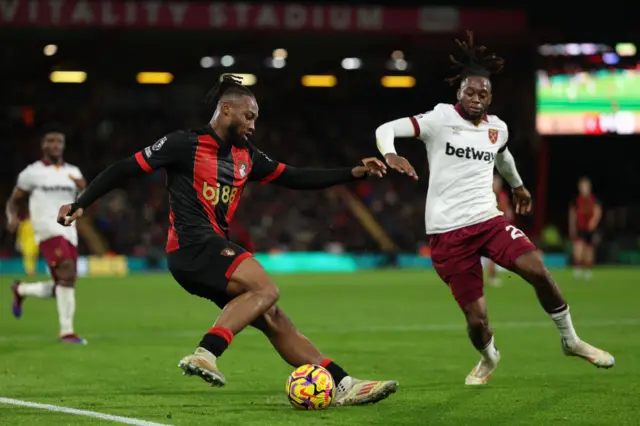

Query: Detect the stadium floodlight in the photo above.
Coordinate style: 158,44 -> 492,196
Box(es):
136,72 -> 174,84
381,75 -> 416,88
50,71 -> 86,83
394,59 -> 408,71
391,50 -> 404,60
220,73 -> 257,86
341,58 -> 362,70
43,44 -> 58,56
616,43 -> 637,57
271,58 -> 286,69
221,55 -> 235,67
301,75 -> 337,87
273,48 -> 288,60
200,57 -> 215,68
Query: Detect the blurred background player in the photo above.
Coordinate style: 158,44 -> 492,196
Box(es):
5,130 -> 87,344
485,174 -> 515,286
375,32 -> 614,386
15,213 -> 39,276
569,177 -> 602,279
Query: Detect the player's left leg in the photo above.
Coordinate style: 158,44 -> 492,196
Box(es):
582,236 -> 595,280
483,218 -> 613,369
53,258 -> 86,345
431,228 -> 499,385
572,239 -> 585,278
251,305 -> 398,406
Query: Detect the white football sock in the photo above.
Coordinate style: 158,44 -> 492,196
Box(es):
56,286 -> 76,336
481,336 -> 500,364
550,306 -> 579,344
17,281 -> 55,298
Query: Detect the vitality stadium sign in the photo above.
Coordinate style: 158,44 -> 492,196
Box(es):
0,1 -> 525,34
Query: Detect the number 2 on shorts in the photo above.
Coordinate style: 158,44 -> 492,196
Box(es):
505,224 -> 524,240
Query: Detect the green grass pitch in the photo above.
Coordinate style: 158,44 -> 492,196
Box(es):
537,70 -> 640,113
1,269 -> 639,425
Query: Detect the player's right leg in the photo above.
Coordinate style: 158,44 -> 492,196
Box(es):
572,239 -> 585,278
170,240 -> 279,387
431,230 -> 500,385
251,305 -> 398,406
10,278 -> 54,318
11,239 -> 55,319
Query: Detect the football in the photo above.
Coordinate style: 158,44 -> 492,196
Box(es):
285,364 -> 335,410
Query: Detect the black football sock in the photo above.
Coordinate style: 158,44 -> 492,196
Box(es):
199,326 -> 233,357
321,358 -> 349,384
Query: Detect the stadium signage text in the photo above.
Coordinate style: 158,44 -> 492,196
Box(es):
0,1 -> 525,33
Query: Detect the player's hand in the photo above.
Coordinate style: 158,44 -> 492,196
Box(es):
353,157 -> 387,178
57,204 -> 84,226
384,153 -> 418,180
512,186 -> 532,214
6,214 -> 19,233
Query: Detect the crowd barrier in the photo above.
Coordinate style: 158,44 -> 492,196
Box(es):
0,252 -> 568,277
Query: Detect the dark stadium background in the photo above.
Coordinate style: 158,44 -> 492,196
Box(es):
1,1 -> 639,264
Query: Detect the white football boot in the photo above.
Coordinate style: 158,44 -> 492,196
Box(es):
562,339 -> 615,369
332,376 -> 398,406
465,350 -> 501,385
178,347 -> 226,387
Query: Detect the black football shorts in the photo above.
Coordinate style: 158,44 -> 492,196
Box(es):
576,230 -> 594,245
167,236 -> 252,309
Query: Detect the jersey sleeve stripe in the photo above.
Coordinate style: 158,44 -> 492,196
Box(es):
135,152 -> 153,173
409,116 -> 420,138
260,163 -> 286,185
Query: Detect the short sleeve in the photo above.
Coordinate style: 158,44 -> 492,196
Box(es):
16,167 -> 35,192
134,132 -> 189,173
411,107 -> 445,141
68,166 -> 83,180
248,146 -> 286,184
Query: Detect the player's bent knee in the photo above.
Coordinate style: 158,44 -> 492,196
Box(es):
55,259 -> 77,286
466,311 -> 489,331
515,251 -> 548,278
253,305 -> 292,336
227,256 -> 279,301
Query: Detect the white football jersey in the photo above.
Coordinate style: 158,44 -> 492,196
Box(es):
16,161 -> 83,245
413,103 -> 509,234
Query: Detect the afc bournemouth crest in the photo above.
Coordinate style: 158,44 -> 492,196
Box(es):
488,128 -> 499,144
238,161 -> 249,178
221,248 -> 236,257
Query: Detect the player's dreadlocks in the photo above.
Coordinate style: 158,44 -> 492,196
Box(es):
206,74 -> 255,106
445,31 -> 505,86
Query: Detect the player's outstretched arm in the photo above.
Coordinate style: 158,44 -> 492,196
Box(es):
58,156 -> 145,226
58,133 -> 186,226
375,118 -> 420,180
266,158 -> 385,190
249,146 -> 385,190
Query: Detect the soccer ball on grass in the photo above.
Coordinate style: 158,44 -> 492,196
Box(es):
285,364 -> 334,410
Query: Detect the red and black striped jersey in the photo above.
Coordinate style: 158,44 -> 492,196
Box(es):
74,125 -> 359,254
572,194 -> 600,231
134,126 -> 287,253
